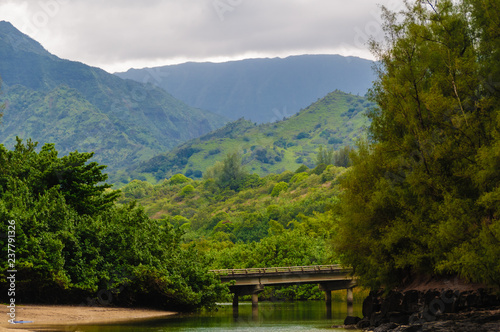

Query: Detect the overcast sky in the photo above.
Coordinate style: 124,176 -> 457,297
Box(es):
0,0 -> 401,73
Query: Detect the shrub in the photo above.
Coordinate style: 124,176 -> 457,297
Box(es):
180,184 -> 195,196
169,173 -> 191,185
290,172 -> 309,184
271,182 -> 288,197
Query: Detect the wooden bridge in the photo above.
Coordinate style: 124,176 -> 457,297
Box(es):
210,265 -> 356,317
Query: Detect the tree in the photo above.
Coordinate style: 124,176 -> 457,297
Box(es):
0,138 -> 119,215
0,141 -> 228,309
333,146 -> 352,167
317,145 -> 352,167
271,181 -> 288,197
206,152 -> 248,191
335,0 -> 500,288
316,145 -> 334,165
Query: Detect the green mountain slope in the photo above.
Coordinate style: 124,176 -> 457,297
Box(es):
127,90 -> 373,183
0,21 -> 227,176
116,54 -> 376,123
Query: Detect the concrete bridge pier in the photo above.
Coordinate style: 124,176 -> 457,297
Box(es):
324,289 -> 333,318
319,280 -> 357,317
347,287 -> 354,316
230,284 -> 264,318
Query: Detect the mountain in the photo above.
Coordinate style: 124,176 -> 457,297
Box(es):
115,54 -> 376,123
125,90 -> 373,184
0,21 -> 227,175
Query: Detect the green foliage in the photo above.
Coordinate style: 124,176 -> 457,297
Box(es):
206,153 -> 248,191
332,146 -> 352,167
0,141 -> 228,309
121,180 -> 154,200
128,91 -> 372,182
316,146 -> 334,165
0,23 -> 227,186
295,164 -> 309,173
169,173 -> 192,185
116,55 -> 375,124
270,182 -> 288,197
316,145 -> 352,168
0,138 -> 119,216
180,184 -> 195,196
336,0 -> 500,289
117,149 -> 349,300
290,172 -> 309,184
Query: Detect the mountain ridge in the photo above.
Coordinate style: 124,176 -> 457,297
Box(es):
0,21 -> 227,176
116,54 -> 376,123
122,90 -> 373,185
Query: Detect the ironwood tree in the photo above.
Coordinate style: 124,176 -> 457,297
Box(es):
335,0 -> 500,289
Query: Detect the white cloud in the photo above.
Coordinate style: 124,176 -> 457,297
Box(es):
0,0 -> 394,72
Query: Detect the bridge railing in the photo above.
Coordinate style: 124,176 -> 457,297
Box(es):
210,264 -> 348,275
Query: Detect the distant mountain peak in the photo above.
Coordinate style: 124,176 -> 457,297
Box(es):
0,20 -> 53,58
116,54 -> 375,123
0,21 -> 227,181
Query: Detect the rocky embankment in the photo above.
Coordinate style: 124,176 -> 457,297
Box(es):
343,282 -> 500,331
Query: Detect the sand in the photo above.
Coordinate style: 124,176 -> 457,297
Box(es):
0,305 -> 175,331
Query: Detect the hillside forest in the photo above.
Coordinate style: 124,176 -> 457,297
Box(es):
1,0 -> 500,310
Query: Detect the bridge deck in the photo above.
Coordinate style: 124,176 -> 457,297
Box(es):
211,264 -> 355,288
210,265 -> 356,317
211,264 -> 348,276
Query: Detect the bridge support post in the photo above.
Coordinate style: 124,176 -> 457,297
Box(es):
230,284 -> 264,319
252,293 -> 259,320
324,290 -> 332,318
252,293 -> 259,308
232,293 -> 239,318
347,287 -> 354,316
319,280 -> 357,319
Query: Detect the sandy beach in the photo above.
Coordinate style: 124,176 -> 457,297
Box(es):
0,305 -> 175,331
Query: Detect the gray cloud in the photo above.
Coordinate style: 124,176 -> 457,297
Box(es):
0,0 -> 399,72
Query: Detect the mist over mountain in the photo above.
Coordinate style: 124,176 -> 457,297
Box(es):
116,55 -> 375,123
0,21 -> 227,174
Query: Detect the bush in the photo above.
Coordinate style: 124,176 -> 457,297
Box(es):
169,173 -> 191,185
0,140 -> 228,309
295,164 -> 308,173
180,184 -> 195,196
271,182 -> 288,197
296,132 -> 311,139
290,172 -> 309,184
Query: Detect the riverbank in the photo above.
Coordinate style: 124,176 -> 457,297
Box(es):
0,305 -> 175,332
342,276 -> 500,331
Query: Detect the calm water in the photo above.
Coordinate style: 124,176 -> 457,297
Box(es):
74,301 -> 362,332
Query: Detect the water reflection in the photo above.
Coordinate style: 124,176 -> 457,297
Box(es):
74,301 -> 362,331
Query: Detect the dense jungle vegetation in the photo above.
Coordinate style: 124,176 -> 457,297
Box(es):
121,0 -> 500,294
118,150 -> 352,300
336,0 -> 500,289
120,90 -> 371,186
0,137 -> 227,310
1,0 -> 500,311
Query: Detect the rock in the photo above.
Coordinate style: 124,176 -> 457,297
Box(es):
393,325 -> 423,332
388,311 -> 410,325
343,315 -> 361,325
402,290 -> 420,314
358,287 -> 500,331
440,289 -> 460,313
381,291 -> 404,315
373,322 -> 398,332
356,317 -> 371,329
363,290 -> 382,317
370,311 -> 389,327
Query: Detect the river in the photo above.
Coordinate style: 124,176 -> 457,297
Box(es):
76,300 -> 362,331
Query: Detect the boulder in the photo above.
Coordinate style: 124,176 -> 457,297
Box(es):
343,315 -> 361,325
